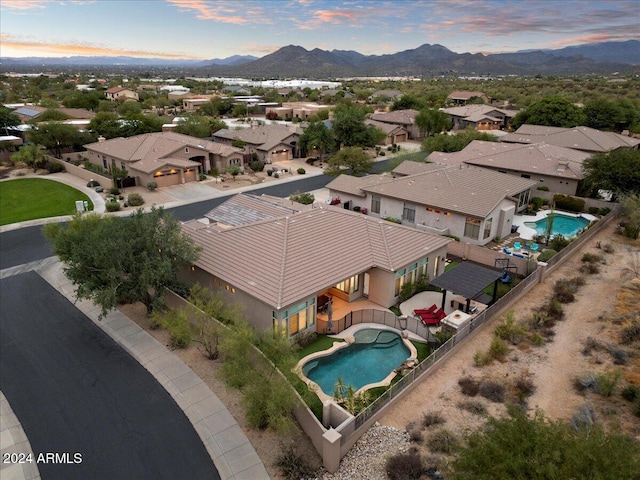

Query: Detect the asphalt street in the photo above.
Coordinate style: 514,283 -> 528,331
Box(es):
0,272 -> 220,480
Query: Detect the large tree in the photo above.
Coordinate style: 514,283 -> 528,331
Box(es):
0,106 -> 21,132
325,146 -> 373,176
421,129 -> 499,153
298,120 -> 335,160
512,96 -> 587,129
28,122 -> 96,158
582,147 -> 640,197
10,144 -> 47,171
44,207 -> 200,318
414,108 -> 452,137
583,98 -> 624,131
331,102 -> 377,148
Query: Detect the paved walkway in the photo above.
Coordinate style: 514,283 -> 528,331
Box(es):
0,258 -> 269,480
0,392 -> 40,480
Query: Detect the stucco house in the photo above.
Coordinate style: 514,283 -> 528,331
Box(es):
446,91 -> 490,105
368,90 -> 404,103
365,119 -> 409,145
104,87 -> 139,102
327,164 -> 536,245
179,193 -> 451,337
500,125 -> 640,154
370,109 -> 421,139
83,131 -> 243,187
427,140 -> 592,195
212,124 -> 304,163
441,105 -> 519,131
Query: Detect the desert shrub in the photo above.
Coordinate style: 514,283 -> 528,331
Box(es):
274,443 -> 318,480
147,181 -> 157,191
479,381 -> 506,403
458,376 -> 480,396
598,207 -> 611,216
494,312 -> 526,345
297,167 -> 306,174
473,350 -> 492,367
530,197 -> 545,211
570,404 -> 598,432
634,399 -> 640,418
620,320 -> 640,344
153,309 -> 193,349
488,337 -> 509,362
293,330 -> 317,349
243,375 -> 297,432
408,427 -> 424,443
574,372 -> 598,392
537,249 -> 557,262
602,243 -> 614,253
588,206 -> 599,215
553,194 -> 585,212
621,385 -> 640,402
127,193 -> 144,206
595,370 -> 621,397
385,451 -> 424,480
288,191 -> 315,205
428,428 -> 459,454
581,252 -> 602,263
608,346 -> 628,365
198,173 -> 207,180
549,234 -> 571,251
105,201 -> 120,212
109,187 -> 120,195
46,161 -> 64,173
457,399 -> 487,415
448,409 -> 640,479
208,167 -> 219,176
442,233 -> 460,241
249,160 -> 265,172
545,298 -> 564,321
273,172 -> 280,178
582,336 -> 600,355
553,279 -> 577,303
383,216 -> 401,224
536,185 -> 550,191
422,411 -> 446,427
512,374 -> 536,403
579,263 -> 600,274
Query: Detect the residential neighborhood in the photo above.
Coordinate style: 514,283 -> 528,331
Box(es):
1,2 -> 640,479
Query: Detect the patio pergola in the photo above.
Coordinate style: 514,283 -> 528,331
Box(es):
430,262 -> 504,313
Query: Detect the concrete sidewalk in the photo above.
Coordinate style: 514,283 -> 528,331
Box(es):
28,258 -> 269,480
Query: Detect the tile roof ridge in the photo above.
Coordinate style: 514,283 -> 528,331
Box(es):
276,217 -> 290,309
377,218 -> 395,271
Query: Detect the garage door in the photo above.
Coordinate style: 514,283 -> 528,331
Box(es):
394,133 -> 408,143
184,168 -> 197,183
153,170 -> 181,187
270,150 -> 290,163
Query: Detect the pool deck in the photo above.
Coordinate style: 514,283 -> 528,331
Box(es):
513,210 -> 597,240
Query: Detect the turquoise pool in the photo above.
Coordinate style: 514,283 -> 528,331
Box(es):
524,214 -> 590,238
302,329 -> 410,395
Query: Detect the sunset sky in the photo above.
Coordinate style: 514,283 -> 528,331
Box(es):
1,0 -> 638,60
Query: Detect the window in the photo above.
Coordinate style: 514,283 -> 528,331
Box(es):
102,156 -> 107,169
335,275 -> 359,294
419,258 -> 428,277
394,268 -> 406,296
402,203 -> 416,223
371,194 -> 381,214
464,217 -> 481,240
484,218 -> 493,240
274,299 -> 316,337
121,162 -> 126,171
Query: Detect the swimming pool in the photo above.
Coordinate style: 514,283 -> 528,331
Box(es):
524,213 -> 590,238
301,329 -> 411,397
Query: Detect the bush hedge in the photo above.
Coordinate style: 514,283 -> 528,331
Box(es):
553,194 -> 585,212
127,193 -> 144,207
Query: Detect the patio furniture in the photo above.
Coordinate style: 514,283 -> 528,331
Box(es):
513,241 -> 522,250
414,304 -> 437,315
530,243 -> 539,252
503,247 -> 512,255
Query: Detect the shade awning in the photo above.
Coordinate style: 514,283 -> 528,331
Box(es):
431,262 -> 503,300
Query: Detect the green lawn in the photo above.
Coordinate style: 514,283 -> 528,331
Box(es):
0,178 -> 94,226
296,334 -> 344,360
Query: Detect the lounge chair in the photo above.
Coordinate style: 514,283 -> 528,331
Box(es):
420,314 -> 441,326
513,241 -> 522,250
530,243 -> 539,252
414,304 -> 437,315
503,247 -> 512,255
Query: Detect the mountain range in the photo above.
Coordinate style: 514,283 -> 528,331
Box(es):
1,41 -> 638,77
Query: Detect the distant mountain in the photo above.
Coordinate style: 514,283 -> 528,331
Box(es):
202,42 -> 636,78
521,40 -> 640,65
1,41 -> 637,76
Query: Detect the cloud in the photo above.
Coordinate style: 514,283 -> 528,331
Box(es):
165,0 -> 265,24
1,0 -> 48,10
1,36 -> 204,59
240,43 -> 282,54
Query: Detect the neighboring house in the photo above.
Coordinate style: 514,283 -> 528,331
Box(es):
365,119 -> 409,145
441,105 -> 519,131
223,85 -> 251,95
427,140 -> 592,195
447,91 -> 490,105
327,164 -> 536,245
83,131 -> 243,187
105,87 -> 139,102
268,102 -> 331,120
370,109 -> 421,139
12,105 -> 95,123
182,95 -> 216,112
319,89 -> 355,100
500,125 -> 640,154
179,193 -> 451,337
368,90 -> 404,103
212,123 -> 304,163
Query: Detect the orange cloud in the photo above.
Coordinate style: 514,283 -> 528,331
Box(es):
314,9 -> 357,23
1,0 -> 49,10
551,33 -> 614,47
165,0 -> 248,24
1,38 -> 204,59
241,43 -> 281,54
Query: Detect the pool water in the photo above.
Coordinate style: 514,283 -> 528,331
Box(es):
524,214 -> 589,238
303,329 -> 410,395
